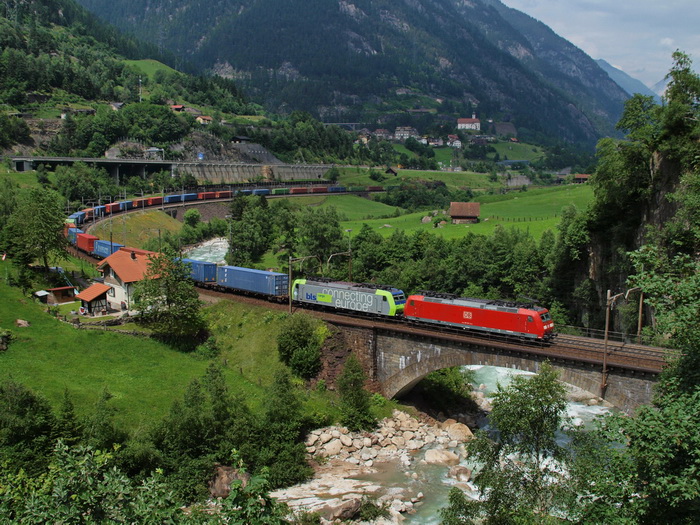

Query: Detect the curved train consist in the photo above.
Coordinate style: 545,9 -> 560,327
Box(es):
65,191 -> 556,342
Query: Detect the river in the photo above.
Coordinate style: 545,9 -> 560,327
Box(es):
356,365 -> 613,523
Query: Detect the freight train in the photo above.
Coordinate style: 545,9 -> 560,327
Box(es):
65,200 -> 555,342
63,184 -> 387,227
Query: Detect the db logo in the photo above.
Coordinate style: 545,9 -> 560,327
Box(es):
463,311 -> 473,320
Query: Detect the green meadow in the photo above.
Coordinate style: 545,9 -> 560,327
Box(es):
338,184 -> 593,241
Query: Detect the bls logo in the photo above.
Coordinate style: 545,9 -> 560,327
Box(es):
305,293 -> 317,301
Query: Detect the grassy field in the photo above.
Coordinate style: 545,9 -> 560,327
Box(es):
0,269 -> 348,428
123,59 -> 179,79
341,184 -> 593,241
489,141 -> 545,162
291,194 -> 402,220
336,166 -> 501,191
90,210 -> 182,248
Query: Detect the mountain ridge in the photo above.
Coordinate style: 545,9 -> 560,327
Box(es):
74,0 -> 630,147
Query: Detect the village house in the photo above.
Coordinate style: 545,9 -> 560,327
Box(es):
373,129 -> 393,140
447,134 -> 462,148
97,249 -> 154,310
449,201 -> 481,224
170,104 -> 185,112
394,126 -> 419,141
196,115 -> 213,125
457,114 -> 481,131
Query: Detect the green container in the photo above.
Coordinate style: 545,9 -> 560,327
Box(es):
272,188 -> 290,195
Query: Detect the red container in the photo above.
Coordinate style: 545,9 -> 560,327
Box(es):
310,186 -> 328,193
289,187 -> 309,194
76,233 -> 99,253
198,191 -> 217,200
132,198 -> 148,208
82,208 -> 94,219
216,190 -> 232,199
64,223 -> 76,236
367,186 -> 383,191
147,196 -> 163,206
105,202 -> 120,214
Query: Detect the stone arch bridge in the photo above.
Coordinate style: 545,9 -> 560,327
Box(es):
327,318 -> 665,415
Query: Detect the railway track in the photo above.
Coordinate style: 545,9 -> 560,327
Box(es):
66,246 -> 669,375
193,286 -> 668,374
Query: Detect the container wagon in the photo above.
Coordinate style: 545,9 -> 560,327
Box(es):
367,186 -> 384,192
105,202 -> 121,214
93,205 -> 106,217
76,233 -> 99,253
118,201 -> 134,211
181,258 -> 217,283
164,194 -> 182,204
198,191 -> 217,200
182,193 -> 198,202
252,188 -> 270,196
290,187 -> 308,194
132,198 -> 148,209
147,196 -> 163,206
328,186 -> 346,193
82,208 -> 94,220
216,191 -> 232,199
68,212 -> 86,225
310,186 -> 328,193
404,294 -> 555,341
217,266 -> 288,296
67,228 -> 83,245
271,188 -> 290,195
92,240 -> 124,259
292,279 -> 406,316
349,186 -> 366,192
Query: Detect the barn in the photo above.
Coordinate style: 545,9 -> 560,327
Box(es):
449,202 -> 481,224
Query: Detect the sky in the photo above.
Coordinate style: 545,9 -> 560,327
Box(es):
500,0 -> 700,89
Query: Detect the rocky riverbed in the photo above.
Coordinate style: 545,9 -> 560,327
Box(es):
271,410 -> 475,523
270,375 -> 612,524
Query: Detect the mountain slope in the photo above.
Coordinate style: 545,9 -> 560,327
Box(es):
74,0 -> 629,147
596,59 -> 661,102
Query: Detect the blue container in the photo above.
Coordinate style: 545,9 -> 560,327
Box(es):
93,205 -> 106,217
182,193 -> 198,201
92,240 -> 124,259
181,258 -> 217,283
238,189 -> 252,196
328,186 -> 346,193
67,228 -> 83,245
68,212 -> 84,225
252,188 -> 270,196
164,194 -> 182,204
118,200 -> 134,211
216,266 -> 288,296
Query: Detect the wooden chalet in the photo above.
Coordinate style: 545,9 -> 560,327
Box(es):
449,202 -> 481,224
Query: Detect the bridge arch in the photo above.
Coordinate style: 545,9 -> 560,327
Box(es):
342,326 -> 658,416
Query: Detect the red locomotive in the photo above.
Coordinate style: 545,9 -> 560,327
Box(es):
404,292 -> 555,341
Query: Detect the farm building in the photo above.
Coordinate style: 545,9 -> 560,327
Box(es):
449,202 -> 481,224
35,286 -> 78,305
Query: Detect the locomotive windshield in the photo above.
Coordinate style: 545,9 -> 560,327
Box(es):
540,313 -> 552,322
393,292 -> 406,304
